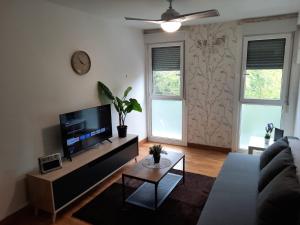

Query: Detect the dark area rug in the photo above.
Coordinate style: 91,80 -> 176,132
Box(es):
73,171 -> 215,225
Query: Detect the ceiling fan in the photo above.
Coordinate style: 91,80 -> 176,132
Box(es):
125,0 -> 220,33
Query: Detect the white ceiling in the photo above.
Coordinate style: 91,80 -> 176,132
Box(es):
49,0 -> 300,29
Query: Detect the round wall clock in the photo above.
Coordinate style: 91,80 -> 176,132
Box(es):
71,51 -> 91,75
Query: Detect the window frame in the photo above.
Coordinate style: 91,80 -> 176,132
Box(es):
149,42 -> 185,101
240,33 -> 292,106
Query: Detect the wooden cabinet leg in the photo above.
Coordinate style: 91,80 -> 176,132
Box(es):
135,157 -> 137,163
52,213 -> 56,224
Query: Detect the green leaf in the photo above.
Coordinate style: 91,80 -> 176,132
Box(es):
123,86 -> 132,99
98,81 -> 114,101
125,104 -> 133,113
113,100 -> 120,112
129,98 -> 142,112
115,97 -> 124,112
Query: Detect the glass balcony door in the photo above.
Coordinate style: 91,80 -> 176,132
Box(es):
148,42 -> 186,145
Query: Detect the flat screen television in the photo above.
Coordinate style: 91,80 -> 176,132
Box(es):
59,105 -> 112,160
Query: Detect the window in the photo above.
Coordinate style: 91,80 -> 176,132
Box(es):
244,69 -> 283,100
151,46 -> 182,97
153,71 -> 181,96
239,34 -> 291,149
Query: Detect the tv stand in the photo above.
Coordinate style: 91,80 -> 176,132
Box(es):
27,134 -> 138,223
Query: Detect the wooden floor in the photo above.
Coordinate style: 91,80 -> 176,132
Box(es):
1,142 -> 227,225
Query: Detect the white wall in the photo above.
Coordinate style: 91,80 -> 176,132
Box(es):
0,0 -> 146,220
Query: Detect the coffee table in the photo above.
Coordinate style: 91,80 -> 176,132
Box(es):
122,151 -> 185,210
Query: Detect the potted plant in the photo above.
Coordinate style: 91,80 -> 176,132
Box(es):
264,123 -> 274,145
149,144 -> 167,164
98,81 -> 142,138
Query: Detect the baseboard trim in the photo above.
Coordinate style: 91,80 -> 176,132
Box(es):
188,142 -> 231,153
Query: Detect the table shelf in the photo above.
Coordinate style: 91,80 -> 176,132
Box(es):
126,173 -> 182,210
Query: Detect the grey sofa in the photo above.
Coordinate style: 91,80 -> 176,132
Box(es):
197,138 -> 300,225
197,153 -> 260,225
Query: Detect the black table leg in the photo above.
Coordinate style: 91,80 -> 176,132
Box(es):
122,174 -> 126,205
183,156 -> 185,184
154,183 -> 158,210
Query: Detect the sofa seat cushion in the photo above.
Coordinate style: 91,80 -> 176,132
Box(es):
258,147 -> 293,192
197,153 -> 260,225
257,165 -> 300,225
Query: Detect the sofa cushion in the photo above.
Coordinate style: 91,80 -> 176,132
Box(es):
260,136 -> 289,169
197,153 -> 260,225
257,165 -> 300,225
280,136 -> 289,144
258,147 -> 293,192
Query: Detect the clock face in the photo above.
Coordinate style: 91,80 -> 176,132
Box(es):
71,51 -> 91,75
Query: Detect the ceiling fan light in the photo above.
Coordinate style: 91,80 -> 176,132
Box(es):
160,21 -> 181,33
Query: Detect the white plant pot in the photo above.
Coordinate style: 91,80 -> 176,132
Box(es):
265,138 -> 270,145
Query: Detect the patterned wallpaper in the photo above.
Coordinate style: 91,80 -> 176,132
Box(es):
186,22 -> 239,148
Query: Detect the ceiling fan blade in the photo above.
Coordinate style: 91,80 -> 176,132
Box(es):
172,9 -> 220,22
125,17 -> 162,24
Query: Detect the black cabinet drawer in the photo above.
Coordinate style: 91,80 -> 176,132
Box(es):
52,138 -> 138,210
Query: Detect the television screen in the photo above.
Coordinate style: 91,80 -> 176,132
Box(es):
59,105 -> 112,159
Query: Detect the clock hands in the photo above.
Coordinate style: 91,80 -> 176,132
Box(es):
78,56 -> 86,65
